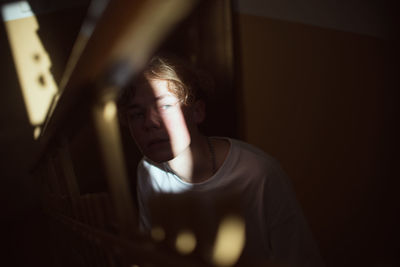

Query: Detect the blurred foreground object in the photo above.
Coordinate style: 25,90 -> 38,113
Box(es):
19,0 -> 261,266
2,1 -> 59,137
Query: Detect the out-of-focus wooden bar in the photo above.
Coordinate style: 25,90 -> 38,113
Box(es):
31,0 -> 221,266
30,0 -> 261,266
40,0 -> 199,146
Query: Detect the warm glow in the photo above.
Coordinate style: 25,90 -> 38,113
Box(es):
150,226 -> 165,242
212,215 -> 246,267
175,229 -> 197,255
103,101 -> 117,121
2,1 -> 58,127
33,126 -> 41,140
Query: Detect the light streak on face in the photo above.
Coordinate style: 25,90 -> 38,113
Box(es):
127,79 -> 192,163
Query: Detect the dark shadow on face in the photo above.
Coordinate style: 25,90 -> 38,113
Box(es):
125,77 -> 193,165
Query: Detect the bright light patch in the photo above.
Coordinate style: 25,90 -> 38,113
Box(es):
33,126 -> 41,139
150,226 -> 165,242
103,101 -> 117,121
212,215 -> 246,267
2,1 -> 58,128
175,229 -> 196,255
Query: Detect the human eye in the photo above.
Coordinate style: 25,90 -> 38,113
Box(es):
160,104 -> 173,110
157,100 -> 177,111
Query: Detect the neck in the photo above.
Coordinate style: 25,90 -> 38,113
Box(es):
168,134 -> 214,183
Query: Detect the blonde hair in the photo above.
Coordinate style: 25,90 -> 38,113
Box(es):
118,54 -> 213,122
142,56 -> 193,105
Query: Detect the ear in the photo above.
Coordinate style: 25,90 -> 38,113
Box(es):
193,100 -> 205,124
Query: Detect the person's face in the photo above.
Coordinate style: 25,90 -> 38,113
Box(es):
126,79 -> 198,163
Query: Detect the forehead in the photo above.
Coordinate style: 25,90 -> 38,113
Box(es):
130,79 -> 177,103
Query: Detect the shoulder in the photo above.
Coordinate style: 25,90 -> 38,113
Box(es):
228,138 -> 279,168
214,137 -> 285,182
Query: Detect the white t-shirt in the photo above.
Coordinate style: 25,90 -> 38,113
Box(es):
137,138 -> 324,266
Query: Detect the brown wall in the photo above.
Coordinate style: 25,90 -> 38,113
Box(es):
235,13 -> 399,266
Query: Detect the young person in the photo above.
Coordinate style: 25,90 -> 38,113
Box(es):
118,54 -> 324,266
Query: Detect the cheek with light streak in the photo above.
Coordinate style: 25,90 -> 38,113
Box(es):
161,104 -> 192,158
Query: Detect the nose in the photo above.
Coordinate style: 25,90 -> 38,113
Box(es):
144,107 -> 161,130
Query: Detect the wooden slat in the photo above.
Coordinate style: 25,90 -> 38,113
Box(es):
39,0 -> 199,145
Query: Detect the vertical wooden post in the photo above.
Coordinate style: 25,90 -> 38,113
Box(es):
92,88 -> 137,238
